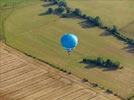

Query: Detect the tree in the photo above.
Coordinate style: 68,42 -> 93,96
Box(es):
105,59 -> 112,67
96,57 -> 103,66
111,25 -> 118,34
131,40 -> 134,45
52,0 -> 58,4
73,8 -> 82,16
86,16 -> 94,24
66,7 -> 71,13
83,57 -> 120,69
55,7 -> 65,14
47,8 -> 54,14
94,16 -> 103,27
58,1 -> 67,7
81,14 -> 87,19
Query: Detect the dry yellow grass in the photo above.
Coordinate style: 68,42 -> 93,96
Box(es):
0,43 -> 121,100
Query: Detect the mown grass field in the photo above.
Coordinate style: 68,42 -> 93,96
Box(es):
0,0 -> 35,8
67,0 -> 134,38
0,0 -> 37,41
121,22 -> 134,38
1,0 -> 134,98
0,12 -> 2,39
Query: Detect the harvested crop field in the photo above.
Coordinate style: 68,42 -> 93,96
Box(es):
0,43 -> 121,100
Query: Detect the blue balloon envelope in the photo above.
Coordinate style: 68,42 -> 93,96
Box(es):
60,33 -> 78,52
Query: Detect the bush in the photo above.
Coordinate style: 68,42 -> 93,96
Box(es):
83,58 -> 88,62
81,14 -> 87,19
106,89 -> 113,94
94,16 -> 103,27
67,72 -> 71,75
63,70 -> 67,73
73,8 -> 82,16
59,68 -> 67,73
47,8 -> 54,14
113,93 -> 118,96
92,83 -> 98,87
66,7 -> 71,13
81,78 -> 88,82
85,16 -> 96,25
59,68 -> 64,71
58,1 -> 67,7
55,7 -> 65,14
61,14 -> 67,17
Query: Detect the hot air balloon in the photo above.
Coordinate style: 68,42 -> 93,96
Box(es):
60,33 -> 78,55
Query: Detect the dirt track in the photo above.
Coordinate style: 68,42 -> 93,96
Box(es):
0,43 -> 121,100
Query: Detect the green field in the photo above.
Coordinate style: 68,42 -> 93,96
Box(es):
0,0 -> 37,41
67,0 -> 134,38
0,0 -> 35,8
1,0 -> 134,98
121,22 -> 134,38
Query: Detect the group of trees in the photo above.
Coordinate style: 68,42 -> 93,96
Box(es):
44,0 -> 103,26
83,57 -> 120,69
44,0 -> 84,16
45,0 -> 67,14
106,25 -> 134,45
85,16 -> 103,27
44,0 -> 134,46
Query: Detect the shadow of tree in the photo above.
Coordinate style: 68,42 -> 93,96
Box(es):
79,21 -> 96,29
123,45 -> 134,54
100,30 -> 112,36
38,12 -> 49,16
61,13 -> 83,19
79,61 -> 118,71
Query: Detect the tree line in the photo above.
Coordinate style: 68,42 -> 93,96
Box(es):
82,57 -> 120,69
44,0 -> 134,46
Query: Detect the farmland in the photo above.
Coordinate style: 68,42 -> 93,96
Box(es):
1,0 -> 134,99
67,0 -> 134,38
121,22 -> 134,38
0,43 -> 120,100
